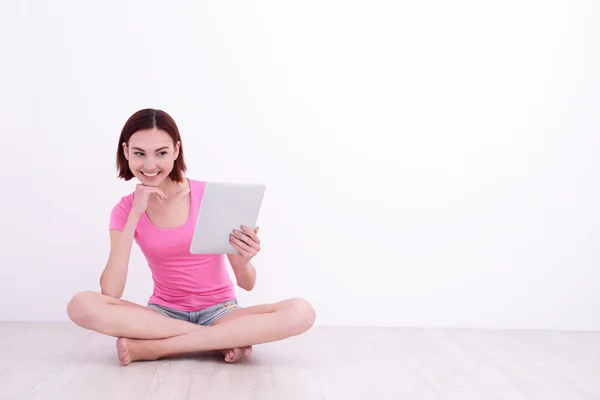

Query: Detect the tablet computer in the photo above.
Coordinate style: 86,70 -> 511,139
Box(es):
189,181 -> 266,254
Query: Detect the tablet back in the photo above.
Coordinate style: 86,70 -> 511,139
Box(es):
189,181 -> 266,254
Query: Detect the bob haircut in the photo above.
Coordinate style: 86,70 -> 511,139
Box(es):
116,108 -> 187,183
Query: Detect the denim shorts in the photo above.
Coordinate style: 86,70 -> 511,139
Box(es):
148,299 -> 240,326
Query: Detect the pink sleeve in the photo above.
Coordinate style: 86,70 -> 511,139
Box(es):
109,196 -> 133,231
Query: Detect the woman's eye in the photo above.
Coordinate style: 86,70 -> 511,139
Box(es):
134,152 -> 144,156
158,151 -> 167,156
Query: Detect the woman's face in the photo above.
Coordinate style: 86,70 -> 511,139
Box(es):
122,128 -> 180,186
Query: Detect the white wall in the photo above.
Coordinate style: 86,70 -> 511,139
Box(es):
1,1 -> 599,330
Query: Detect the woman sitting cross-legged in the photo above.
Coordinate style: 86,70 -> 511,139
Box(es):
66,108 -> 316,365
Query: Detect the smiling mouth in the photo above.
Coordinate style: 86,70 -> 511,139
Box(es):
141,171 -> 160,177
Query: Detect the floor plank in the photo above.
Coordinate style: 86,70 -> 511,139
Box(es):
0,323 -> 599,399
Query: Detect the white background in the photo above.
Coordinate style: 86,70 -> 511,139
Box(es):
1,1 -> 599,330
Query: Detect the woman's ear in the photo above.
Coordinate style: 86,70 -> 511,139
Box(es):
174,141 -> 181,159
122,142 -> 129,161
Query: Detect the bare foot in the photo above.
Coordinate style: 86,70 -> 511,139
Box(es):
220,346 -> 253,363
116,338 -> 159,366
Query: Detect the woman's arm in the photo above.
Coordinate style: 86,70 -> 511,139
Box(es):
100,185 -> 167,298
227,226 -> 261,291
99,210 -> 142,298
227,256 -> 257,291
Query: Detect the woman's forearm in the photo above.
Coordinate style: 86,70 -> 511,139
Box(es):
100,211 -> 141,298
232,261 -> 256,291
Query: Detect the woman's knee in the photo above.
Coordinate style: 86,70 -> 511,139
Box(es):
66,290 -> 104,327
284,298 -> 316,335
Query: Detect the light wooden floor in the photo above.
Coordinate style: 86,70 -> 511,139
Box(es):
1,323 -> 599,399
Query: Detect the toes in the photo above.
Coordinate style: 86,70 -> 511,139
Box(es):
221,347 -> 253,363
220,349 -> 234,362
231,348 -> 244,362
225,348 -> 242,363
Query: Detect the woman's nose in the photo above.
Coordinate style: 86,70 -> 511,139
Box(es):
144,159 -> 157,170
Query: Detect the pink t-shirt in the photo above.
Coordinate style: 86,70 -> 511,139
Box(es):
109,178 -> 236,311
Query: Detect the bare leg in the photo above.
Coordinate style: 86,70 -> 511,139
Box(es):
212,303 -> 282,363
67,291 -> 201,339
117,298 -> 316,365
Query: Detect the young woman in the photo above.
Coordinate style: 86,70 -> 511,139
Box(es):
67,108 -> 316,365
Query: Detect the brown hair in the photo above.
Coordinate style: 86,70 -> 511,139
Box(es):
116,108 -> 187,182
